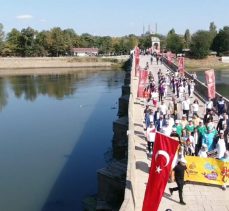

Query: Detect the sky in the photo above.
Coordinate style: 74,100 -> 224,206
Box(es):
0,0 -> 228,37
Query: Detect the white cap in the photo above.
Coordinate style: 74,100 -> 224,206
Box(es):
202,143 -> 208,148
220,130 -> 224,134
175,120 -> 179,123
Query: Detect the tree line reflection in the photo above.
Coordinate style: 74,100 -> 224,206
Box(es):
0,69 -> 123,111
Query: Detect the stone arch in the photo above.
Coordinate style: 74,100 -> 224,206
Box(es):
151,37 -> 160,53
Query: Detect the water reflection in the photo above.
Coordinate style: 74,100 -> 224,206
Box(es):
0,69 -> 123,110
0,78 -> 8,111
0,68 -> 124,211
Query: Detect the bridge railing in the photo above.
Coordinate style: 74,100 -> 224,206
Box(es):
120,60 -> 136,211
162,57 -> 229,113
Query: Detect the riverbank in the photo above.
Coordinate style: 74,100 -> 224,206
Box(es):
185,56 -> 229,71
0,56 -> 128,76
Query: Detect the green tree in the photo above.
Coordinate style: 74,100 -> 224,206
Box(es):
168,28 -> 175,35
190,30 -> 211,59
184,29 -> 191,48
18,27 -> 38,57
166,33 -> 184,54
138,35 -> 151,49
212,26 -> 229,55
4,28 -> 21,56
209,22 -> 217,49
0,23 -> 5,55
80,33 -> 95,48
48,27 -> 66,56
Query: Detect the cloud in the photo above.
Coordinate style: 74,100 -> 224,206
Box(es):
16,14 -> 33,20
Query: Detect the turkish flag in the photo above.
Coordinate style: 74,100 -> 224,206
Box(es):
205,69 -> 215,99
142,132 -> 179,211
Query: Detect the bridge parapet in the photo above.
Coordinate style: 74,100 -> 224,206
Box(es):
119,60 -> 136,211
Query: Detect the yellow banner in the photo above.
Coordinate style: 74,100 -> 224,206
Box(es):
184,156 -> 229,186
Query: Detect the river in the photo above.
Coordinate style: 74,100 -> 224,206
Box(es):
0,68 -> 125,211
190,69 -> 229,99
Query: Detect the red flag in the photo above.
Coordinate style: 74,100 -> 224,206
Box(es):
205,69 -> 215,99
142,132 -> 179,211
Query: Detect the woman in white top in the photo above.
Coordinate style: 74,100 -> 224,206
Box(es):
192,99 -> 199,116
216,131 -> 227,159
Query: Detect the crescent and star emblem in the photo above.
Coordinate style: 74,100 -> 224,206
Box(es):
155,150 -> 170,174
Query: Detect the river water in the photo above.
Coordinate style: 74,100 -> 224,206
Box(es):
190,69 -> 229,99
0,68 -> 125,211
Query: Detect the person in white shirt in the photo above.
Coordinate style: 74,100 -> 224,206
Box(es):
216,131 -> 227,159
182,97 -> 190,119
193,128 -> 199,155
192,99 -> 199,116
178,85 -> 185,101
198,144 -> 208,158
186,131 -> 195,155
167,114 -> 175,129
205,98 -> 213,113
151,90 -> 158,107
161,121 -> 172,136
146,122 -> 156,154
159,100 -> 167,116
190,80 -> 195,97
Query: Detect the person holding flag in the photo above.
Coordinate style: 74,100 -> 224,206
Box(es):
142,132 -> 179,211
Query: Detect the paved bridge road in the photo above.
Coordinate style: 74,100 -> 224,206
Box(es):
132,55 -> 229,211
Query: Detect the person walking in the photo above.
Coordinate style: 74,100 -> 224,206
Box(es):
146,122 -> 156,154
182,97 -> 190,119
217,96 -> 225,116
169,158 -> 189,205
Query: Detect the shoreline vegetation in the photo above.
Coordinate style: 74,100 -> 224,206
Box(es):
0,56 -> 129,76
185,56 -> 229,71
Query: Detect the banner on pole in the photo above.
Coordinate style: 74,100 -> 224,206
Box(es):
177,56 -> 185,75
205,69 -> 216,99
137,69 -> 148,98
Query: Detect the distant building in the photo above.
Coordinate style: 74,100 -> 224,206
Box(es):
151,37 -> 160,54
71,48 -> 99,56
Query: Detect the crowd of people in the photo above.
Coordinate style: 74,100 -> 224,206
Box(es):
142,55 -> 229,194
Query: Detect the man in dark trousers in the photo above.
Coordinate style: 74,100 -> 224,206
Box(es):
169,158 -> 189,205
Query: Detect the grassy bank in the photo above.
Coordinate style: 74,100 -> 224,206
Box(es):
184,56 -> 229,71
0,56 -> 129,76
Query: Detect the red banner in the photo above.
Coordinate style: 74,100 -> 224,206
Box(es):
135,46 -> 140,58
177,56 -> 185,75
135,46 -> 140,76
137,69 -> 148,98
205,69 -> 216,99
142,132 -> 179,211
167,51 -> 172,64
